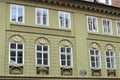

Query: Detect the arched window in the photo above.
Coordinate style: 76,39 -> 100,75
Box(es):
89,43 -> 101,69
35,38 -> 50,66
59,40 -> 72,67
9,36 -> 24,64
105,45 -> 116,69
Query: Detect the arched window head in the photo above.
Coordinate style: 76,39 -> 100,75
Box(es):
9,36 -> 24,65
59,40 -> 73,68
105,44 -> 116,69
89,43 -> 101,69
35,38 -> 50,66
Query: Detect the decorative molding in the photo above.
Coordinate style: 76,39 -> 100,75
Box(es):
61,68 -> 72,76
12,36 -> 22,42
62,41 -> 69,46
36,0 -> 120,16
107,69 -> 116,77
107,45 -> 113,50
92,43 -> 98,49
38,38 -> 46,44
36,67 -> 49,75
91,69 -> 101,76
9,66 -> 23,75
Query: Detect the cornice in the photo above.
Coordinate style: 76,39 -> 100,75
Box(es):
35,0 -> 120,16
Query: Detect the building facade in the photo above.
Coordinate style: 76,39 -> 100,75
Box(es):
0,0 -> 120,80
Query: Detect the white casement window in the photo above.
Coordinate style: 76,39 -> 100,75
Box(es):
9,42 -> 24,64
10,4 -> 24,23
89,49 -> 101,69
36,8 -> 49,26
36,44 -> 49,66
105,50 -> 116,69
87,16 -> 98,32
102,18 -> 112,34
59,11 -> 71,29
116,21 -> 120,35
60,46 -> 72,67
98,0 -> 112,5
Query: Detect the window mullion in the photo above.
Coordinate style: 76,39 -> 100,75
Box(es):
16,43 -> 18,64
42,45 -> 43,65
41,9 -> 43,25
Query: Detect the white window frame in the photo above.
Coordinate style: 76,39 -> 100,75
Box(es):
58,11 -> 71,29
87,16 -> 98,32
116,21 -> 120,35
10,4 -> 24,23
35,44 -> 50,67
9,42 -> 24,65
35,8 -> 49,26
98,0 -> 112,5
105,50 -> 116,69
59,46 -> 73,68
102,18 -> 112,34
89,48 -> 101,69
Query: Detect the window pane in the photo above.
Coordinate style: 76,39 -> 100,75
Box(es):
11,58 -> 16,63
107,63 -> 110,68
37,59 -> 42,64
65,13 -> 69,28
96,61 -> 100,67
37,45 -> 42,51
61,54 -> 65,59
10,51 -> 16,56
17,51 -> 23,57
18,44 -> 23,49
37,52 -> 42,58
18,6 -> 23,22
61,47 -> 65,53
11,6 -> 17,21
10,43 -> 16,49
59,12 -> 64,27
106,51 -> 109,56
43,53 -> 48,58
67,48 -> 71,53
106,58 -> 110,62
92,62 -> 95,67
90,50 -> 94,55
67,55 -> 71,59
43,46 -> 48,51
111,58 -> 115,68
91,56 -> 95,61
17,58 -> 22,63
67,60 -> 71,66
43,9 -> 47,25
43,59 -> 48,65
37,10 -> 42,24
61,61 -> 66,66
88,17 -> 92,31
95,50 -> 99,55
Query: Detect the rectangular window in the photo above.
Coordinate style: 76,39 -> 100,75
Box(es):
105,50 -> 116,69
10,4 -> 24,23
60,46 -> 72,67
59,11 -> 71,29
90,49 -> 101,69
36,44 -> 49,66
102,18 -> 112,34
9,42 -> 24,64
36,8 -> 49,26
116,21 -> 120,35
87,16 -> 98,32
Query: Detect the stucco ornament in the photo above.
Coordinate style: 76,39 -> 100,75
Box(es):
63,41 -> 69,46
92,43 -> 98,49
39,38 -> 46,44
13,36 -> 22,42
107,45 -> 112,50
